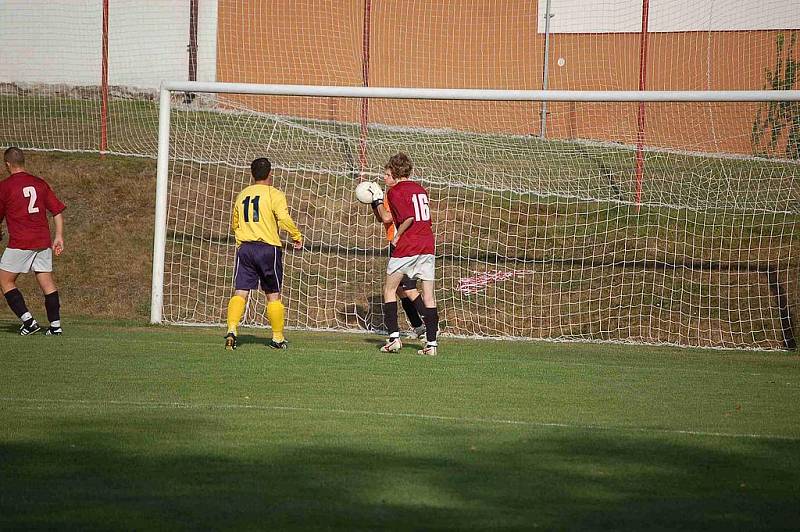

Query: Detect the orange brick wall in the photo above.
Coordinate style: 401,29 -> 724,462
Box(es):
216,1 -> 797,156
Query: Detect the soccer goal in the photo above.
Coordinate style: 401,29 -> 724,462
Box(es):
150,82 -> 800,350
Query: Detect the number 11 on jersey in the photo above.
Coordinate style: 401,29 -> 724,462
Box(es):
242,195 -> 260,222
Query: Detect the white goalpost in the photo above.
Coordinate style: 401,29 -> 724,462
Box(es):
150,82 -> 800,350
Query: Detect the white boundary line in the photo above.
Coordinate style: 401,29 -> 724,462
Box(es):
2,396 -> 798,442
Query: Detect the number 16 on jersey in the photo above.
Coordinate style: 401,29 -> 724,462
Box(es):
412,193 -> 430,221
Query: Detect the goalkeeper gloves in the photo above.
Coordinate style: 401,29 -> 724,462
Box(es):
370,185 -> 384,209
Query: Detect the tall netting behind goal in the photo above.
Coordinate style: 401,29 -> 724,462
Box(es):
155,86 -> 800,350
2,1 -> 798,157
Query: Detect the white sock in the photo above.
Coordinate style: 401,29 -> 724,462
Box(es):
21,312 -> 33,323
50,320 -> 61,328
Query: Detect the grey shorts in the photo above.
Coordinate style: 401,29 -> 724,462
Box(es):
387,254 -> 435,281
0,247 -> 54,273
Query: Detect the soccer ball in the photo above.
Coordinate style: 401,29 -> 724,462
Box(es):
355,181 -> 383,204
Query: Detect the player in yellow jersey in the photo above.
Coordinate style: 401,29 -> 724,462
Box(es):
369,170 -> 426,339
225,157 -> 303,350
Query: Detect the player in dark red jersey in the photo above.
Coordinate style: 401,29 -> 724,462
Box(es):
369,170 -> 426,340
0,147 -> 66,336
379,153 -> 439,356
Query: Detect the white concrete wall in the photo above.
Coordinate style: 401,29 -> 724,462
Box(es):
538,0 -> 800,33
0,0 -> 217,89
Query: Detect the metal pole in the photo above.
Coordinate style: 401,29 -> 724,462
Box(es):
359,0 -> 372,177
188,0 -> 198,82
159,82 -> 800,102
635,0 -> 651,210
539,0 -> 553,138
150,88 -> 172,324
185,0 -> 199,104
100,0 -> 109,154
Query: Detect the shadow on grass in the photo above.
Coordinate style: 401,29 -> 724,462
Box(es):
1,415 -> 798,530
228,333 -> 266,349
2,321 -> 20,334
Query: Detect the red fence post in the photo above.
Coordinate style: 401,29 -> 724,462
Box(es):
635,0 -> 650,210
358,0 -> 372,178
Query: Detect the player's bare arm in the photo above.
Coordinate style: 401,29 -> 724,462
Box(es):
52,212 -> 64,255
390,216 -> 414,247
371,202 -> 392,224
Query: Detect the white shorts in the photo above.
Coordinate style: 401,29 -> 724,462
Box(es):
387,254 -> 436,281
0,247 -> 54,273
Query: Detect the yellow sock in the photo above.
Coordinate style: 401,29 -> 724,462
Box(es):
226,295 -> 247,335
266,300 -> 286,342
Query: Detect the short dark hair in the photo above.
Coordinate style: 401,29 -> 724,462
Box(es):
384,152 -> 412,179
250,157 -> 271,180
4,146 -> 25,166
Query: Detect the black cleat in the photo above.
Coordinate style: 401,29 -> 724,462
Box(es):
45,327 -> 63,336
225,333 -> 237,350
19,320 -> 41,336
268,339 -> 288,349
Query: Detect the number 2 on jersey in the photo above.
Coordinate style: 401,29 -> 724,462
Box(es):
411,193 -> 430,221
242,195 -> 260,222
23,186 -> 40,214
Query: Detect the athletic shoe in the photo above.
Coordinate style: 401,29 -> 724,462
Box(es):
45,327 -> 63,336
19,320 -> 41,336
379,337 -> 402,353
225,333 -> 237,350
417,344 -> 437,356
412,325 -> 427,340
268,339 -> 288,349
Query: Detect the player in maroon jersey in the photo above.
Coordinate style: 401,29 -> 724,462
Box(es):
379,153 -> 439,356
369,171 -> 426,340
0,147 -> 66,336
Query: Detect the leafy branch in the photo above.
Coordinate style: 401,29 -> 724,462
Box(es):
751,31 -> 799,160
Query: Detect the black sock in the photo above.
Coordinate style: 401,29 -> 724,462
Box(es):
400,297 -> 423,328
4,288 -> 30,320
413,296 -> 426,321
383,301 -> 399,336
423,307 -> 439,343
44,291 -> 60,325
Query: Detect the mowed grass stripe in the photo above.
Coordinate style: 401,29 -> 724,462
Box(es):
1,334 -> 790,377
2,396 -> 800,442
2,319 -> 799,441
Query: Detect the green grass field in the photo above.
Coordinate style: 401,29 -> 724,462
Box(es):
2,318 -> 799,530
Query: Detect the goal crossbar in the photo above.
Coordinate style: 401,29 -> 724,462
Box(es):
160,81 -> 800,102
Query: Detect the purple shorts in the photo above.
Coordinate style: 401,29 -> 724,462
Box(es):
234,242 -> 283,293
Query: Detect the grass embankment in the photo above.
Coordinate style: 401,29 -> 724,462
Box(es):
1,152 -> 156,322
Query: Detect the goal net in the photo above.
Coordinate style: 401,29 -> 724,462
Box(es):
152,84 -> 800,350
